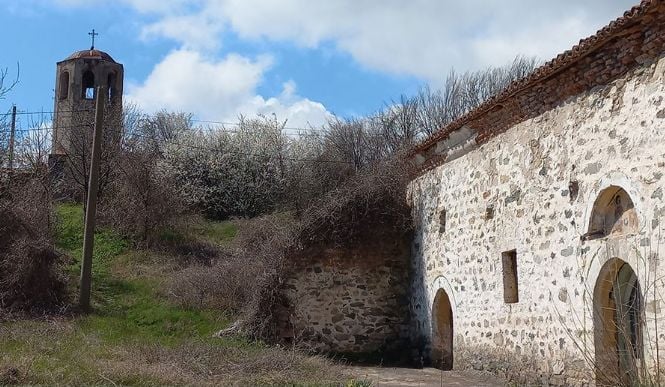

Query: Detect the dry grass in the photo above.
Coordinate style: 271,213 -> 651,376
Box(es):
0,317 -> 342,385
165,157 -> 414,343
0,204 -> 348,386
0,178 -> 67,311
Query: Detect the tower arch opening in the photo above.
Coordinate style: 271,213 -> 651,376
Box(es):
431,288 -> 453,370
59,71 -> 69,100
107,72 -> 117,102
82,70 -> 95,100
593,258 -> 644,385
586,186 -> 638,240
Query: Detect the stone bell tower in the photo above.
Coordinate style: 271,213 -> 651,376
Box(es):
51,36 -> 124,156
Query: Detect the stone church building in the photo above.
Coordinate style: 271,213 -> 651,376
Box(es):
408,0 -> 665,385
277,1 -> 665,385
41,5 -> 665,386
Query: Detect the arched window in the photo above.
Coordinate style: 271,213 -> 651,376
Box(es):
59,71 -> 69,100
586,186 -> 638,239
107,72 -> 117,102
82,70 -> 95,100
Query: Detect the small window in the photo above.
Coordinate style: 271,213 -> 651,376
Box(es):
59,71 -> 69,100
438,209 -> 447,233
82,70 -> 95,100
485,205 -> 495,220
502,250 -> 518,303
569,180 -> 579,202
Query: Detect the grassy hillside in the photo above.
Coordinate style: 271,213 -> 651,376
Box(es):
0,204 -> 348,385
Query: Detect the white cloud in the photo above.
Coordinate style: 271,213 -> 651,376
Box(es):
126,0 -> 636,85
140,13 -> 223,51
49,0 -> 638,121
127,50 -> 331,127
239,80 -> 332,128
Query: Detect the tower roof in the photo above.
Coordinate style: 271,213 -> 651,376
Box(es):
65,49 -> 116,63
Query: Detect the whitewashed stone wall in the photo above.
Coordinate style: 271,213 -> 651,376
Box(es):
408,54 -> 665,385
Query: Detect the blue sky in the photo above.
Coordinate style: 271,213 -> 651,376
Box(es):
0,0 -> 636,128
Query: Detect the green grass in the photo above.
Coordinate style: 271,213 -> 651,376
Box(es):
161,215 -> 238,247
54,204 -> 227,344
56,203 -> 128,277
0,204 -> 341,385
189,218 -> 238,245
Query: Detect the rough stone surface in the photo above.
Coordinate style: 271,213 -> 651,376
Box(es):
408,54 -> 665,386
277,236 -> 412,357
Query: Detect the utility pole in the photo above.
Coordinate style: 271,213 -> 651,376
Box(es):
79,86 -> 106,311
8,105 -> 16,171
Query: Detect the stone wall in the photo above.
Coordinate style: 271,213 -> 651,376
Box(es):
408,54 -> 665,385
277,236 -> 412,360
413,1 -> 665,176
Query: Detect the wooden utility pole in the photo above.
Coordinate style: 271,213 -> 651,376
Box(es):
79,86 -> 106,311
8,105 -> 16,171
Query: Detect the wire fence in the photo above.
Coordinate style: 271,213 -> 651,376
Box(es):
0,107 -> 353,169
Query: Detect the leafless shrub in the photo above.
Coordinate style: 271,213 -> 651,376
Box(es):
99,150 -> 184,247
0,200 -> 66,311
95,107 -> 191,247
299,155 -> 414,246
166,214 -> 298,317
0,118 -> 66,310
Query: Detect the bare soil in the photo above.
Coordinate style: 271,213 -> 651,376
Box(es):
345,366 -> 506,387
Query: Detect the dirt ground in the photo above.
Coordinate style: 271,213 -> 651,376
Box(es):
345,366 -> 506,387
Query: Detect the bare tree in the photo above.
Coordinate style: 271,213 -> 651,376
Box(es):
58,102 -> 123,207
0,64 -> 19,101
413,56 -> 539,136
0,64 -> 19,186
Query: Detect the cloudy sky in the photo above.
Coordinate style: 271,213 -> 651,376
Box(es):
1,0 -> 636,128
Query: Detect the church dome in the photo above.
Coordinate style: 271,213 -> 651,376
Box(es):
66,49 -> 116,63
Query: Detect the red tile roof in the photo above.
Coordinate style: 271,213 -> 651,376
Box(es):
411,0 -> 664,171
65,49 -> 116,63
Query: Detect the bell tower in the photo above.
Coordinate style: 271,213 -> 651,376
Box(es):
51,40 -> 123,155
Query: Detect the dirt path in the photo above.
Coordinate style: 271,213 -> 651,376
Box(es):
345,366 -> 506,387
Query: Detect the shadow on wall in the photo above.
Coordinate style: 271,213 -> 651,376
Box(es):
431,288 -> 453,370
408,196 -> 433,368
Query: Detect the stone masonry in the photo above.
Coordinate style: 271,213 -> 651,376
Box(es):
277,237 -> 412,359
408,2 -> 665,384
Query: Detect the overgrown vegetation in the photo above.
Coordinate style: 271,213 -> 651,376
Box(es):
0,55 -> 539,382
0,204 -> 344,385
152,60 -> 540,342
0,176 -> 66,312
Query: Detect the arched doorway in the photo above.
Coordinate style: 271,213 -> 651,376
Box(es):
432,288 -> 453,370
593,258 -> 643,385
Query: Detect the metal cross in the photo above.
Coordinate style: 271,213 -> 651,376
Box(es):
88,29 -> 99,50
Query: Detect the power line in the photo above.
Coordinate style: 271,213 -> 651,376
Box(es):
0,108 -> 326,131
1,125 -> 350,165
